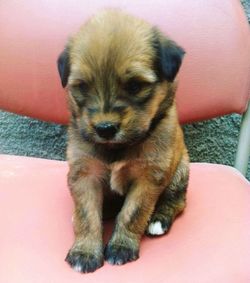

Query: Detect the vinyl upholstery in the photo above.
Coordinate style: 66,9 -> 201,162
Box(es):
0,155 -> 249,283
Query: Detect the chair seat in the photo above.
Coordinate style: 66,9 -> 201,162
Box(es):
0,154 -> 249,283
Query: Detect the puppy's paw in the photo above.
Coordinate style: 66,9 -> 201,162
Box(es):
146,220 -> 168,236
104,243 -> 139,265
65,250 -> 103,273
146,215 -> 173,236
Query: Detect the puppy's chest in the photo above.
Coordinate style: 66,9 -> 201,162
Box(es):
102,158 -> 149,195
85,145 -> 167,194
107,159 -> 164,195
108,161 -> 134,195
93,147 -> 141,194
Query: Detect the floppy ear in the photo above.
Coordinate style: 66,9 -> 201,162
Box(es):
153,31 -> 185,82
159,40 -> 185,82
57,47 -> 70,88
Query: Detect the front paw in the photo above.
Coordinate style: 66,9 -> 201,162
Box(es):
104,243 -> 139,265
65,250 -> 103,273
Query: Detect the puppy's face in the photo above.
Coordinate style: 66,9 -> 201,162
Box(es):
58,11 -> 185,146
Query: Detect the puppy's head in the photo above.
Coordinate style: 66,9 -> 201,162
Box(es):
58,10 -> 185,146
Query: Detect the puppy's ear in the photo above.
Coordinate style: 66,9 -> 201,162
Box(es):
153,30 -> 185,82
57,47 -> 70,88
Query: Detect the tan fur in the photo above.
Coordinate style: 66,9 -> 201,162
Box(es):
60,9 -> 189,273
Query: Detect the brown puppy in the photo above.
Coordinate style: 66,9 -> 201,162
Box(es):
57,10 -> 189,273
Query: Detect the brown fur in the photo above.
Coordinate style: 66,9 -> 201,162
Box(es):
57,9 -> 189,273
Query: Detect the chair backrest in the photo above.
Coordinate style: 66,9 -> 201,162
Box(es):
0,0 -> 249,124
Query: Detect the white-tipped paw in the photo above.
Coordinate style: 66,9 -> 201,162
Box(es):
146,221 -> 166,236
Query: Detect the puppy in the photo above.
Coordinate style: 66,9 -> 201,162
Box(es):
57,10 -> 189,273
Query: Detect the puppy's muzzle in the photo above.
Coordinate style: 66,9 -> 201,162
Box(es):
94,122 -> 120,140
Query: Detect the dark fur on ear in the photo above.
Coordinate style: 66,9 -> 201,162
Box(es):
153,29 -> 185,82
57,47 -> 70,88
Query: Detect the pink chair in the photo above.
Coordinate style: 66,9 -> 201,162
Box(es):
0,0 -> 250,282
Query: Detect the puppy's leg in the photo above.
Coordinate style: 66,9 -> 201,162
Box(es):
65,164 -> 104,273
146,156 -> 189,236
105,179 -> 163,265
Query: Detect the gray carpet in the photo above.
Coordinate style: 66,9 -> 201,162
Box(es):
1,110 -> 249,180
0,1 -> 249,180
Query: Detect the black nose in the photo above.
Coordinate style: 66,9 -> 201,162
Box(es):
94,122 -> 119,139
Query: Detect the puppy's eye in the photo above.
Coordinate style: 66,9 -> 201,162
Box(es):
77,81 -> 89,93
124,80 -> 144,95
